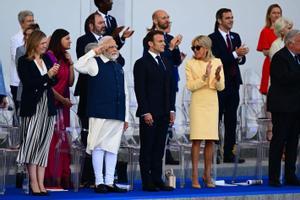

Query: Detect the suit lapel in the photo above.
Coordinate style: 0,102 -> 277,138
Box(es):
215,31 -> 229,51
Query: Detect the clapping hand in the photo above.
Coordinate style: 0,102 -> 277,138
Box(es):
236,44 -> 249,57
48,63 -> 60,78
169,34 -> 183,50
65,51 -> 73,65
121,27 -> 134,39
215,65 -> 222,81
112,26 -> 125,38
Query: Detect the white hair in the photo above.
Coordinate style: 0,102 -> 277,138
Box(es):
284,29 -> 300,45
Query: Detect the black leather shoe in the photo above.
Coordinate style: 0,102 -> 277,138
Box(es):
285,178 -> 300,186
94,184 -> 108,193
223,156 -> 245,163
269,180 -> 282,187
142,184 -> 159,192
155,182 -> 174,191
106,184 -> 127,193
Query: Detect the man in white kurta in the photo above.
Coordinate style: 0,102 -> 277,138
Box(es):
75,36 -> 129,193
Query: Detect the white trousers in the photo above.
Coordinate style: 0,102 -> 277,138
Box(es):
92,147 -> 117,185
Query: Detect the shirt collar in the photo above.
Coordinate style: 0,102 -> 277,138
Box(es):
91,32 -> 102,41
218,28 -> 230,40
288,49 -> 296,57
148,50 -> 160,60
97,10 -> 106,18
100,54 -> 110,63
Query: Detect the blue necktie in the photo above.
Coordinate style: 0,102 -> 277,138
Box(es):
156,55 -> 166,71
105,15 -> 111,29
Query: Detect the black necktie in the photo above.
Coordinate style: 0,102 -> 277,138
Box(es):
156,55 -> 166,71
164,34 -> 169,49
98,35 -> 102,41
294,55 -> 300,64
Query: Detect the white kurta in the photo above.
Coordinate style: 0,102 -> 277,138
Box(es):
74,50 -> 129,154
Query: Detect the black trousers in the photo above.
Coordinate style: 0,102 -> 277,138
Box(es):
269,112 -> 300,182
218,85 -> 240,158
79,116 -> 95,185
139,115 -> 169,186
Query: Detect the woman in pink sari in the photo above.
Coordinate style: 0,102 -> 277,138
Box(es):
44,29 -> 74,188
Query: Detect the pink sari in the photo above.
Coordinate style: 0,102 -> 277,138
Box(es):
44,51 -> 72,188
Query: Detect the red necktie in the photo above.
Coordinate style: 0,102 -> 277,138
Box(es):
226,34 -> 232,52
226,34 -> 236,76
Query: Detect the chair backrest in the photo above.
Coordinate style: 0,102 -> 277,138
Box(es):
238,84 -> 266,140
181,87 -> 191,125
122,108 -> 140,147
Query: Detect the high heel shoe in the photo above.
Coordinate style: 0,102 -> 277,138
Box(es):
202,176 -> 215,188
29,186 -> 42,196
40,191 -> 49,196
191,176 -> 201,189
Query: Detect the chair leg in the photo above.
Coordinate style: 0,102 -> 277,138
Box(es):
128,148 -> 134,191
0,149 -> 6,195
179,146 -> 185,188
232,145 -> 241,183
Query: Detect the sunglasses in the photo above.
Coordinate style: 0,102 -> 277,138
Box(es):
191,45 -> 202,51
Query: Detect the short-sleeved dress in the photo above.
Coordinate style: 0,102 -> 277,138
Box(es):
185,58 -> 225,140
257,27 -> 277,94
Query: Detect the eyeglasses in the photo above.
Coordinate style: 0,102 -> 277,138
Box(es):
191,45 -> 202,51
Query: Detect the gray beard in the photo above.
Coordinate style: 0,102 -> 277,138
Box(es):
104,51 -> 119,61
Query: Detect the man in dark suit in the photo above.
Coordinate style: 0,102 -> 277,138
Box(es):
94,0 -> 134,50
134,30 -> 176,191
146,9 -> 184,165
209,8 -> 249,163
75,12 -> 125,187
267,29 -> 300,187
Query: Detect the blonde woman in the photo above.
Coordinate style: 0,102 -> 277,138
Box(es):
269,17 -> 293,59
16,30 -> 59,195
185,35 -> 224,188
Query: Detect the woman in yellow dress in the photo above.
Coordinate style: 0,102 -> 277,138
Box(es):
185,35 -> 224,188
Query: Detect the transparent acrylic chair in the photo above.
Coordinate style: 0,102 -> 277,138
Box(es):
50,91 -> 85,192
168,105 -> 217,188
0,95 -> 22,195
66,108 -> 86,192
232,84 -> 269,183
119,107 -> 140,191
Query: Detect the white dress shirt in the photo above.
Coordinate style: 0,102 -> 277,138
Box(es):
218,28 -> 238,59
10,30 -> 24,86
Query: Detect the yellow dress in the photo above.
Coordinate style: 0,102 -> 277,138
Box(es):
185,58 -> 225,140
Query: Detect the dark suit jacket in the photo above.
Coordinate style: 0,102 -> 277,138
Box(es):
104,14 -> 124,50
267,47 -> 300,113
17,55 -> 57,117
133,52 -> 175,117
74,32 -> 125,117
209,30 -> 246,87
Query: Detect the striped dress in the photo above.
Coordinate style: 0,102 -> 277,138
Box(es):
16,91 -> 55,167
16,60 -> 55,167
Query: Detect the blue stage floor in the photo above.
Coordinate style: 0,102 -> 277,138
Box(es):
2,178 -> 300,200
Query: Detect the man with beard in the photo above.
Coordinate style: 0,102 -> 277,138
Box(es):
94,0 -> 134,49
146,9 -> 184,165
75,36 -> 129,193
209,8 -> 249,163
75,12 -> 125,187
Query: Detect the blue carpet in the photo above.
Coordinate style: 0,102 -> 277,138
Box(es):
1,178 -> 300,200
